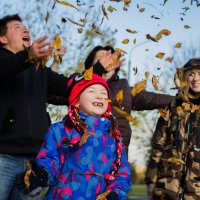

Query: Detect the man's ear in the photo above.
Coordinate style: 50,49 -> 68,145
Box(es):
0,36 -> 8,45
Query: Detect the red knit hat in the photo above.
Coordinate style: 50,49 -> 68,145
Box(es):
67,73 -> 111,111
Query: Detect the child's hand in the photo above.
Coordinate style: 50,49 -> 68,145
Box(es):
16,160 -> 49,194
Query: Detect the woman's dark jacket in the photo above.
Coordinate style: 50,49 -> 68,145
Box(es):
0,47 -> 68,155
107,75 -> 174,155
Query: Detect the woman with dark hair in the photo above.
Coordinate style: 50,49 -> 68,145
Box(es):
85,45 -> 174,156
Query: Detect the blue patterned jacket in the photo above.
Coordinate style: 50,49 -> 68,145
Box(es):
36,112 -> 131,200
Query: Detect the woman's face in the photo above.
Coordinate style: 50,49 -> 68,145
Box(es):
186,68 -> 200,97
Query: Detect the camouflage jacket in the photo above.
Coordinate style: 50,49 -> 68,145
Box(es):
145,94 -> 200,200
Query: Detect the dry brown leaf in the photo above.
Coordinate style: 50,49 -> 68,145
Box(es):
56,0 -> 79,11
84,67 -> 93,80
53,35 -> 61,48
139,8 -> 145,12
184,25 -> 191,29
107,5 -> 117,12
45,11 -> 49,23
66,17 -> 85,27
122,39 -> 129,44
115,89 -> 123,105
146,34 -> 158,42
115,48 -> 127,54
155,52 -> 165,59
102,4 -> 109,20
165,57 -> 173,63
152,75 -> 159,90
113,106 -> 138,125
78,28 -> 83,33
145,71 -> 150,79
174,42 -> 182,48
126,29 -> 137,34
131,80 -> 147,96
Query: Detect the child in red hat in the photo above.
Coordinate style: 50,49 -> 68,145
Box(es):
17,73 -> 131,200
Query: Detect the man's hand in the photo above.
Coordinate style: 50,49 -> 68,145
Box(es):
30,35 -> 50,60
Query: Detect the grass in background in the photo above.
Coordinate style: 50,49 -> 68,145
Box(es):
128,184 -> 147,196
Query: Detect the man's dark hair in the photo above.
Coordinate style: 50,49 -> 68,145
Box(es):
0,14 -> 21,36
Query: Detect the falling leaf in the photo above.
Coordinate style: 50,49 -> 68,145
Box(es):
156,29 -> 171,40
161,157 -> 185,165
115,89 -> 123,105
159,29 -> 171,36
56,0 -> 79,11
102,4 -> 109,20
155,52 -> 165,59
53,35 -> 61,48
45,11 -> 49,23
105,98 -> 111,102
133,67 -> 138,75
95,30 -> 104,35
133,38 -> 136,44
79,132 -> 95,146
131,80 -> 147,96
163,0 -> 168,6
124,0 -> 131,7
174,42 -> 182,48
146,34 -> 158,42
107,5 -> 117,12
113,106 -> 138,125
152,75 -> 159,90
122,39 -> 129,44
84,67 -> 93,80
165,57 -> 173,63
126,29 -> 137,34
96,190 -> 111,200
66,17 -> 85,27
139,8 -> 145,12
145,71 -> 150,79
78,28 -> 83,33
115,48 -> 128,54
184,25 -> 191,29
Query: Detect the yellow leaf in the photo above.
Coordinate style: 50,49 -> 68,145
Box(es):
174,42 -> 182,48
53,35 -> 61,48
159,29 -> 171,36
105,98 -> 111,102
115,48 -> 127,54
84,67 -> 93,80
152,75 -> 159,90
155,52 -> 165,59
113,106 -> 138,125
145,71 -> 150,79
56,0 -> 79,11
131,80 -> 147,96
115,89 -> 123,105
122,39 -> 129,44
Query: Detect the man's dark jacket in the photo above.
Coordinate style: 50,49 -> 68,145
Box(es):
0,47 -> 68,155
